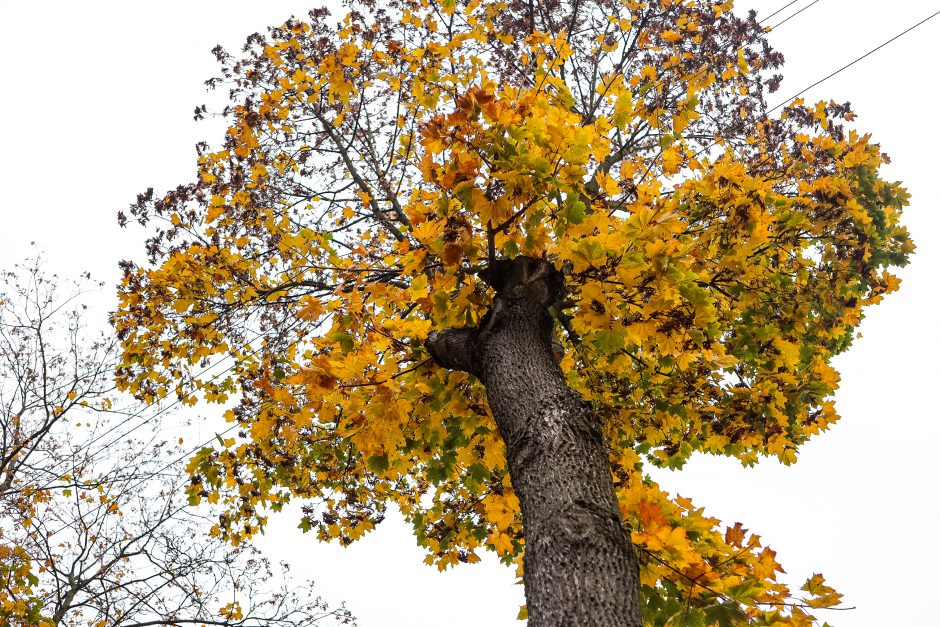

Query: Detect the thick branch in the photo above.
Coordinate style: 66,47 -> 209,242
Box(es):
425,329 -> 478,377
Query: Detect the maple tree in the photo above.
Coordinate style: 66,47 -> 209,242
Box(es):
0,260 -> 354,627
113,0 -> 912,624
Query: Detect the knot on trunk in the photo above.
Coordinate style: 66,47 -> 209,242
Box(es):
425,257 -> 564,376
477,256 -> 564,309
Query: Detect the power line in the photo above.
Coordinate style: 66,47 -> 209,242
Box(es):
769,8 -> 940,113
634,0 -> 825,182
123,322 -> 312,496
761,0 -> 805,23
649,5 -> 940,181
768,0 -> 824,31
668,0 -> 824,86
32,316 -> 307,493
123,423 -> 240,498
80,331 -> 264,456
66,256 -> 336,463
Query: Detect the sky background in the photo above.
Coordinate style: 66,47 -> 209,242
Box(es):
1,1 -> 937,625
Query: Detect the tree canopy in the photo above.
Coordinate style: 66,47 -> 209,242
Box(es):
113,0 -> 912,623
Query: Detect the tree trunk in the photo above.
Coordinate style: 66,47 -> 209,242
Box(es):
426,256 -> 642,627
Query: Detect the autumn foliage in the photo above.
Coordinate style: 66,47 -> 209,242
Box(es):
114,0 -> 911,624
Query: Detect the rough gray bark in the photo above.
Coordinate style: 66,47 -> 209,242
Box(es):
426,256 -> 642,627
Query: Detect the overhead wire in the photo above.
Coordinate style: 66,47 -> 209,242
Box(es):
23,327 -> 274,494
760,0 -> 805,24
627,0 -> 828,185
767,0 -> 824,31
29,288 -> 320,493
75,326 -> 271,455
644,5 -> 940,182
768,8 -> 940,113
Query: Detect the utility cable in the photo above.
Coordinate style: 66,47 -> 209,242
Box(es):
32,311 -> 312,493
769,8 -> 940,113
768,0 -> 824,31
761,0 -> 805,23
644,6 -> 940,182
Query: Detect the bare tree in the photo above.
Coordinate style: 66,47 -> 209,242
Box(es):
0,259 -> 355,627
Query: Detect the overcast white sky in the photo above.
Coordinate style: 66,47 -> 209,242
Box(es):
1,1 -> 937,625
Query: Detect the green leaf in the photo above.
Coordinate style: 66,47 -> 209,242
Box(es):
684,606 -> 707,627
467,463 -> 490,486
594,329 -> 625,352
502,239 -> 520,258
366,453 -> 390,473
564,198 -> 586,224
703,601 -> 747,627
328,330 -> 355,353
